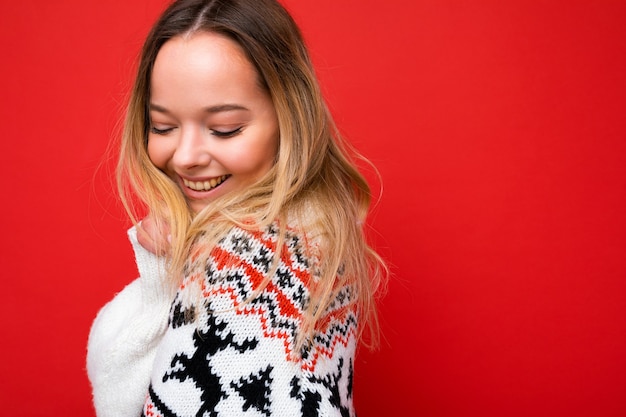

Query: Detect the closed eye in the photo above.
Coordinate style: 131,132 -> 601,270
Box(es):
211,127 -> 243,138
150,126 -> 175,135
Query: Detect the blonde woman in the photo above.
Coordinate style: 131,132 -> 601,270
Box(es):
87,0 -> 386,416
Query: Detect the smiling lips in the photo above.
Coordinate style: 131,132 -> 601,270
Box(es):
183,175 -> 230,191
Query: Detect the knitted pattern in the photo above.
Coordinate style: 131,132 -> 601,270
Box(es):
87,226 -> 173,417
142,223 -> 358,417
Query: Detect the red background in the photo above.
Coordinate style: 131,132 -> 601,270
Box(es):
1,1 -> 625,416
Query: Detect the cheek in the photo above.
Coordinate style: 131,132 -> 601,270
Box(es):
147,138 -> 172,170
233,136 -> 278,174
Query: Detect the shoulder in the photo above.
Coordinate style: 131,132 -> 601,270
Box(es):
204,219 -> 322,280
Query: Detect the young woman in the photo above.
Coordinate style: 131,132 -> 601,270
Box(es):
87,0 -> 386,416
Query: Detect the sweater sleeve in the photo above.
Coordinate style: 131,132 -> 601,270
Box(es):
87,226 -> 174,417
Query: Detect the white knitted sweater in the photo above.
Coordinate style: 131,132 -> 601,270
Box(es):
87,226 -> 173,417
87,223 -> 358,417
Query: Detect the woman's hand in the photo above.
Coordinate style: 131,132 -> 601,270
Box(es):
137,215 -> 170,256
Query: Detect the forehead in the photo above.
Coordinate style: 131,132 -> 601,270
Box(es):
154,32 -> 253,78
150,32 -> 265,107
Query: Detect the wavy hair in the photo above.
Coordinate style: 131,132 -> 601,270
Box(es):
117,0 -> 387,350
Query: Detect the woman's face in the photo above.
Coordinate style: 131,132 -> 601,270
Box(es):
147,32 -> 279,213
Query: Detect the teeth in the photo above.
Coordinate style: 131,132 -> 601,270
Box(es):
183,175 -> 228,191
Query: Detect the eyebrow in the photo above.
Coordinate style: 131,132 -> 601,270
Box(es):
149,103 -> 250,114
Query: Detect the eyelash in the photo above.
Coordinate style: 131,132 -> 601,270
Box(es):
149,126 -> 243,138
150,126 -> 173,135
212,127 -> 243,138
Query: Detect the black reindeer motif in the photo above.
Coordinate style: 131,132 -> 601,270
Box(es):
163,309 -> 259,417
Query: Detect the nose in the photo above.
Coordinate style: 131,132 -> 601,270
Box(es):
172,126 -> 211,169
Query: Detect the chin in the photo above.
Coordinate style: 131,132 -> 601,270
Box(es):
189,202 -> 210,214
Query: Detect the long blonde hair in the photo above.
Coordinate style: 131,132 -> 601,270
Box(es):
117,0 -> 387,349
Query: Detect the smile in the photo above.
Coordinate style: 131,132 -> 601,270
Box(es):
183,175 -> 230,191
